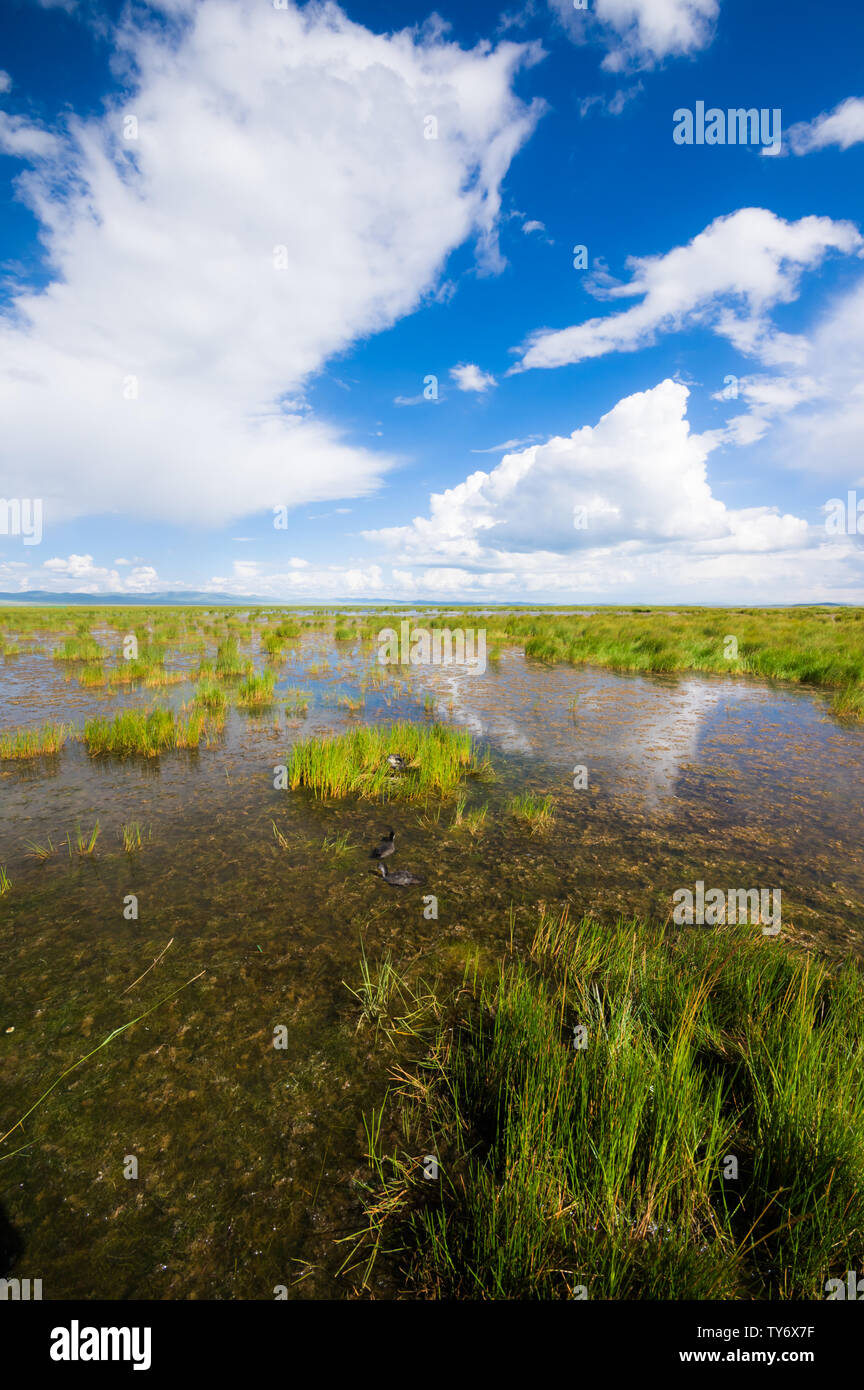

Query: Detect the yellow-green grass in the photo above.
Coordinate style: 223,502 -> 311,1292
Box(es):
120,822 -> 149,851
68,821 -> 100,856
193,679 -> 229,712
83,708 -> 218,756
236,669 -> 277,707
508,791 -> 556,830
215,638 -> 253,679
0,722 -> 71,759
347,909 -> 864,1299
288,722 -> 485,800
0,865 -> 10,894
52,635 -> 103,662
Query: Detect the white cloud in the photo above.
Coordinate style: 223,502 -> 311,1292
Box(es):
550,0 -> 720,72
578,83 -> 643,117
783,97 -> 864,155
361,379 -> 863,601
514,208 -> 862,372
0,72 -> 12,94
450,362 -> 498,392
0,112 -> 61,158
522,219 -> 545,234
0,0 -> 541,528
41,554 -> 160,591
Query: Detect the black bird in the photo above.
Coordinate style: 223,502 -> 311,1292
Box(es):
376,863 -> 424,887
370,828 -> 396,860
386,753 -> 406,770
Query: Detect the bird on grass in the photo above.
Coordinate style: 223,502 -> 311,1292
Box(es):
376,863 -> 424,887
386,753 -> 406,770
370,828 -> 396,860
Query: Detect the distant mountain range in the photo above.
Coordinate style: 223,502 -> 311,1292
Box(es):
0,590 -> 846,609
0,590 -> 421,606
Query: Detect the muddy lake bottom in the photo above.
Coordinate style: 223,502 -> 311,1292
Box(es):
2,640 -> 864,1298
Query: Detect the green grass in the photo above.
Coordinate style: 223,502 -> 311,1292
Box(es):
83,708 -> 216,756
215,638 -> 253,679
832,684 -> 864,719
347,910 -> 864,1299
120,822 -> 149,851
0,865 -> 10,895
0,722 -> 70,759
75,662 -> 108,688
337,693 -> 364,712
193,679 -> 229,712
283,689 -> 311,716
236,669 -> 277,707
334,625 -> 355,641
52,635 -> 103,662
287,722 -> 486,801
67,821 -> 100,856
508,791 -> 556,830
450,794 -> 488,835
321,830 -> 355,858
24,836 -> 56,861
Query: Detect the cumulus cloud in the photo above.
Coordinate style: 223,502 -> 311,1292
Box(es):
0,0 -> 542,528
41,554 -> 160,591
357,379 -> 864,601
514,208 -> 863,372
450,362 -> 498,392
782,97 -> 864,155
550,0 -> 720,72
0,72 -> 12,94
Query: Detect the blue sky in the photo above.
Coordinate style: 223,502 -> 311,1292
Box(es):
1,0 -> 863,602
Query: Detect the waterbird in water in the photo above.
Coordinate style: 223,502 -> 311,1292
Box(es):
370,828 -> 396,859
376,863 -> 424,887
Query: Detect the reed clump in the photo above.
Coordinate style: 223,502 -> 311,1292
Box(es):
287,722 -> 484,800
0,722 -> 71,759
508,791 -> 556,830
347,910 -> 864,1300
83,708 -> 216,756
236,670 -> 277,707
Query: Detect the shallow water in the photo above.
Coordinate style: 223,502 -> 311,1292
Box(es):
2,631 -> 863,1298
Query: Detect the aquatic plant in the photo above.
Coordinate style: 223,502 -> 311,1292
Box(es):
337,693 -> 364,712
832,683 -> 864,720
451,795 -> 488,835
24,836 -> 56,861
0,722 -> 71,759
68,821 -> 100,856
236,669 -> 277,707
283,690 -> 311,715
215,637 -> 253,679
83,708 -> 215,756
193,679 -> 229,712
52,636 -> 103,662
0,865 -> 10,895
346,909 -> 864,1300
321,830 -> 355,858
120,822 -> 149,851
76,663 -> 108,688
287,722 -> 484,801
508,791 -> 556,830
